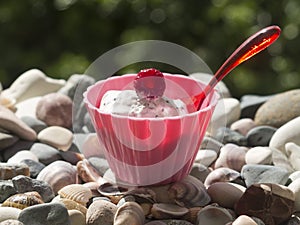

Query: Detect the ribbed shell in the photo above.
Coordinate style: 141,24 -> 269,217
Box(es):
52,196 -> 87,215
58,184 -> 92,206
1,191 -> 44,209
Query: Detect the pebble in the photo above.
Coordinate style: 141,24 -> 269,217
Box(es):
241,164 -> 290,187
18,202 -> 70,225
12,175 -> 55,202
0,105 -> 36,141
7,150 -> 39,164
232,215 -> 262,225
204,167 -> 241,187
81,133 -> 106,158
246,125 -> 277,147
20,116 -> 47,133
285,142 -> 300,171
196,204 -> 234,225
215,127 -> 248,146
190,163 -> 212,183
2,140 -> 34,161
0,220 -> 24,225
0,180 -> 17,202
254,89 -> 300,128
37,126 -> 73,151
240,94 -> 273,119
199,136 -> 224,153
269,116 -> 300,152
272,147 -> 294,173
245,147 -> 273,165
86,199 -> 117,225
235,183 -> 295,225
288,178 -> 300,212
15,97 -> 41,119
36,93 -> 73,128
20,159 -> 45,178
0,163 -> 30,180
0,208 -> 21,222
30,143 -> 62,165
194,149 -> 217,167
0,132 -> 19,151
230,118 -> 257,136
68,209 -> 86,225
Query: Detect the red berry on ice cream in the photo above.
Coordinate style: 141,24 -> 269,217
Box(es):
134,68 -> 166,98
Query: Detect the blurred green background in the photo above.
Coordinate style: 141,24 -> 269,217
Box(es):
0,0 -> 299,98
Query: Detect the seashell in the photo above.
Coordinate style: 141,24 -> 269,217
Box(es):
68,209 -> 86,225
51,196 -> 87,215
2,191 -> 44,209
168,175 -> 211,207
114,201 -> 145,225
76,159 -> 104,183
196,205 -> 234,225
182,207 -> 202,224
83,182 -> 102,197
145,219 -> 194,225
98,182 -> 129,204
125,188 -> 156,204
58,184 -> 92,206
117,194 -> 153,217
36,160 -> 77,194
204,167 -> 241,187
151,203 -> 189,219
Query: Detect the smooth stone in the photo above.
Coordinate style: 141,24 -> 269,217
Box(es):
240,94 -> 273,119
214,143 -> 247,172
15,97 -> 41,119
272,147 -> 294,173
36,93 -> 73,128
12,175 -> 55,202
196,205 -> 234,225
189,72 -> 231,98
0,132 -> 19,151
194,149 -> 217,167
255,89 -> 300,128
208,98 -> 241,136
204,167 -> 241,187
59,150 -> 84,165
241,164 -> 290,187
20,116 -> 47,133
200,136 -> 224,153
86,199 -> 117,225
20,159 -> 45,178
215,127 -> 248,146
59,74 -> 95,133
0,220 -> 24,225
245,147 -> 273,165
30,143 -> 62,165
37,126 -> 73,151
285,142 -> 300,171
269,116 -> 300,152
246,125 -> 277,147
231,215 -> 259,225
68,209 -> 86,225
145,220 -> 193,225
0,208 -> 21,222
230,118 -> 257,136
2,69 -> 65,103
2,140 -> 34,161
288,178 -> 300,212
0,163 -> 30,180
0,180 -> 17,202
88,157 -> 110,176
0,105 -> 36,141
190,163 -> 212,183
207,182 -> 246,209
288,171 -> 300,183
18,202 -> 70,225
81,133 -> 106,158
235,183 -> 295,225
7,150 -> 39,164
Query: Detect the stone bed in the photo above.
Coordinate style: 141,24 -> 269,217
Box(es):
0,68 -> 300,225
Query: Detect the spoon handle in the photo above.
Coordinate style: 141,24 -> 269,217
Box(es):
194,25 -> 281,110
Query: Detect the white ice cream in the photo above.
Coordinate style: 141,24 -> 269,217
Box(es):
100,90 -> 188,117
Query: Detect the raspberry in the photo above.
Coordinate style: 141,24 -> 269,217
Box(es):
134,68 -> 166,99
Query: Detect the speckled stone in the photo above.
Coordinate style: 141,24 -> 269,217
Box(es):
241,164 -> 290,187
0,132 -> 19,151
246,125 -> 277,147
0,163 -> 30,180
230,118 -> 257,136
36,93 -> 73,128
235,183 -> 295,225
18,202 -> 70,225
0,180 -> 17,202
30,143 -> 62,165
86,199 -> 117,225
255,89 -> 300,128
12,175 -> 55,202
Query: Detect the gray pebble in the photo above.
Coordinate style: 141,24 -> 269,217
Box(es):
18,202 -> 70,225
0,180 -> 16,202
88,157 -> 110,176
0,133 -> 19,151
30,143 -> 62,165
215,127 -> 248,146
200,136 -> 224,153
12,175 -> 54,202
20,116 -> 47,133
2,140 -> 34,161
240,94 -> 272,119
241,164 -> 290,187
246,125 -> 277,147
20,159 -> 45,178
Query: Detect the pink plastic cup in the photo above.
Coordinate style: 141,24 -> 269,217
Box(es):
83,73 -> 219,186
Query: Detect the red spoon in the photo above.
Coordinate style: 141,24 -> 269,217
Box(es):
192,25 -> 281,111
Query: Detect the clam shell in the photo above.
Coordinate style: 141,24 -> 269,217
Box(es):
36,160 -> 77,194
196,205 -> 234,225
58,184 -> 92,206
114,201 -> 145,225
76,159 -> 103,183
151,203 -> 189,219
52,196 -> 87,215
168,175 -> 211,207
98,182 -> 129,204
1,191 -> 44,209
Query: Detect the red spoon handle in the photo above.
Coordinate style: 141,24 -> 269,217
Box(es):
194,25 -> 281,110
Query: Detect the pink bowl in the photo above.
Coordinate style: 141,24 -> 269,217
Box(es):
83,73 -> 219,186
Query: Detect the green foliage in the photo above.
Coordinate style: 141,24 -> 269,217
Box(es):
0,0 -> 299,97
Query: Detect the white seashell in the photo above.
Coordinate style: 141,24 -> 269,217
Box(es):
58,184 -> 92,206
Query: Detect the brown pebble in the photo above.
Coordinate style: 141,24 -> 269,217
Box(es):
0,163 -> 30,180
